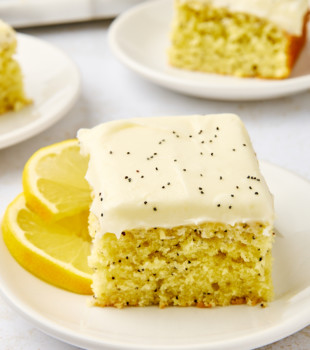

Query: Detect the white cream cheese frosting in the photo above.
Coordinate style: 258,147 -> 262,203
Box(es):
78,114 -> 274,238
179,0 -> 308,36
0,20 -> 15,49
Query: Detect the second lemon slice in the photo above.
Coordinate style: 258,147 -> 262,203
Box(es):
23,139 -> 91,220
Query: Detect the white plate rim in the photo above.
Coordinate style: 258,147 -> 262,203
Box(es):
0,33 -> 81,149
0,161 -> 310,350
108,0 -> 310,101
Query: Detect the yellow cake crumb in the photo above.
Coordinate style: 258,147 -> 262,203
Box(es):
0,20 -> 31,115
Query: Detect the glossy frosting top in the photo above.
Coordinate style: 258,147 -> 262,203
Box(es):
179,0 -> 308,35
78,114 -> 274,238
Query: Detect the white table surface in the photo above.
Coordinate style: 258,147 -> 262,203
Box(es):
0,19 -> 310,350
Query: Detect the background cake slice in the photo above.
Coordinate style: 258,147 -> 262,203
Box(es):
78,114 -> 274,308
0,19 -> 31,115
168,0 -> 309,79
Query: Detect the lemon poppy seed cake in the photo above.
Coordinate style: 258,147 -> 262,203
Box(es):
168,0 -> 309,79
0,19 -> 31,115
78,114 -> 274,308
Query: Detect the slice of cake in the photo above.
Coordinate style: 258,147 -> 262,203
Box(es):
0,19 -> 31,115
78,114 -> 274,308
168,0 -> 309,79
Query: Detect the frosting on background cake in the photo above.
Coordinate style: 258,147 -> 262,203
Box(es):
179,0 -> 308,35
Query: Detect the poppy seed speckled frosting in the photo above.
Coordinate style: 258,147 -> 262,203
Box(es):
78,114 -> 274,238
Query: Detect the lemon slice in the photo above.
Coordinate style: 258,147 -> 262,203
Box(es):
22,139 -> 91,220
2,193 -> 92,294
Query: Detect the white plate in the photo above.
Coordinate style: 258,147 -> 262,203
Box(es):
1,162 -> 310,350
0,33 -> 80,149
109,0 -> 310,101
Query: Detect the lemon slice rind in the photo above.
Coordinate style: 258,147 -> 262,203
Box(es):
2,193 -> 92,295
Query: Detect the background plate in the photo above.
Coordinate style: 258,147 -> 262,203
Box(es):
0,33 -> 80,149
109,0 -> 310,101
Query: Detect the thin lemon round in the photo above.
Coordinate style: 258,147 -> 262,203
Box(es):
2,193 -> 92,294
22,139 -> 91,220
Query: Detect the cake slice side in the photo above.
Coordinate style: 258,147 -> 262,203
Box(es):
89,219 -> 273,308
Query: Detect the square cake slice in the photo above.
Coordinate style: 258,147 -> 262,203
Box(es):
168,0 -> 308,79
78,114 -> 274,308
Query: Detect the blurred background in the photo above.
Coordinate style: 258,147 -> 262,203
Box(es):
0,0 -> 147,27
